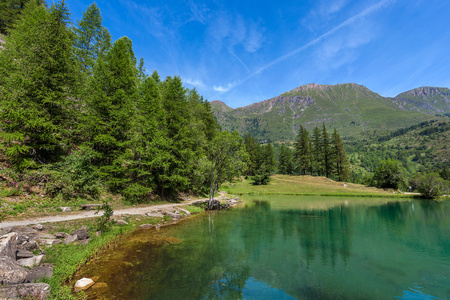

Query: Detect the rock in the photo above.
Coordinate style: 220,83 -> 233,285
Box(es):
178,208 -> 191,217
26,264 -> 53,282
0,283 -> 51,299
54,232 -> 68,239
116,220 -> 128,225
17,255 -> 45,268
163,212 -> 183,219
18,240 -> 39,252
91,282 -> 108,289
139,224 -> 153,229
80,225 -> 88,231
16,234 -> 29,246
165,237 -> 181,244
16,250 -> 34,259
0,232 -> 18,259
64,234 -> 78,244
0,256 -> 30,285
74,278 -> 95,292
32,224 -> 44,231
58,206 -> 72,212
71,229 -> 90,240
145,212 -> 164,218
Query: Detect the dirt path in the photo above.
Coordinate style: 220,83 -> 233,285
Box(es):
0,198 -> 208,229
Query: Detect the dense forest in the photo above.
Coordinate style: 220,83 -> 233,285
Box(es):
0,1 -> 249,203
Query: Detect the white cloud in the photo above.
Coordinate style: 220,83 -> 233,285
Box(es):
213,82 -> 238,93
184,78 -> 206,88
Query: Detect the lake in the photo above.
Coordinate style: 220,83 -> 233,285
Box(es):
79,196 -> 450,299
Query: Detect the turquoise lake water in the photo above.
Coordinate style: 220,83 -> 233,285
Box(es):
81,196 -> 450,299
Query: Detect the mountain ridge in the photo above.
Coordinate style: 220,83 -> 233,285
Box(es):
212,83 -> 449,141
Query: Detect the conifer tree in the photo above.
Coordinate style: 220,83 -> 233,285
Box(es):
295,126 -> 312,175
331,128 -> 350,181
322,123 -> 332,178
86,36 -> 138,190
0,0 -> 43,35
312,126 -> 322,176
73,3 -> 111,75
0,0 -> 77,169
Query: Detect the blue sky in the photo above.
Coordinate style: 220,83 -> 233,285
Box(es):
65,0 -> 450,108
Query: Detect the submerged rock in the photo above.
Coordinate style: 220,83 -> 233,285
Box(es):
139,224 -> 153,229
165,237 -> 182,245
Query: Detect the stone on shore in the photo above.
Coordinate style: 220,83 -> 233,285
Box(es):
26,264 -> 53,283
0,256 -> 30,285
178,208 -> 191,217
64,234 -> 78,245
139,224 -> 153,229
74,278 -> 95,292
116,220 -> 129,225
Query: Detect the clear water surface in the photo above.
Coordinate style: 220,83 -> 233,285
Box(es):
79,196 -> 450,299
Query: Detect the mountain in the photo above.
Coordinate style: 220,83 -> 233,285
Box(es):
210,100 -> 233,113
392,87 -> 450,115
212,83 -> 448,142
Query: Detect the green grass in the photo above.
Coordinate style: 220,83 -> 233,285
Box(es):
222,174 -> 413,198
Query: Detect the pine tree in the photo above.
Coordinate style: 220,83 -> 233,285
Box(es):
86,36 -> 138,190
312,126 -> 322,176
0,0 -> 77,169
295,126 -> 312,175
0,0 -> 44,35
73,3 -> 111,75
322,123 -> 332,178
331,128 -> 350,181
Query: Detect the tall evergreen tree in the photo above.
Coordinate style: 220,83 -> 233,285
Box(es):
322,123 -> 332,178
295,126 -> 312,175
331,128 -> 350,181
0,0 -> 77,169
312,126 -> 322,176
86,36 -> 138,190
73,3 -> 111,75
0,0 -> 44,35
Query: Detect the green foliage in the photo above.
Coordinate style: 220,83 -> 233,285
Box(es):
412,173 -> 448,199
95,202 -> 116,232
44,149 -> 102,200
373,159 -> 406,190
0,0 -> 78,170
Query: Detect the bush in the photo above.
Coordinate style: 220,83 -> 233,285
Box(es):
415,173 -> 447,199
373,159 -> 406,190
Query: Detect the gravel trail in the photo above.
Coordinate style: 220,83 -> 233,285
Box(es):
0,198 -> 208,229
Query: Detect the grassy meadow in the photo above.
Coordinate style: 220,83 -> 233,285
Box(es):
222,174 -> 412,197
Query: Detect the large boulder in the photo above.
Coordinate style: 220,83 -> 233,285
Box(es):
0,256 -> 29,285
0,232 -> 18,259
0,283 -> 50,299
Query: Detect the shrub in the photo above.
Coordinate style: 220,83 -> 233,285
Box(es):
415,173 -> 447,199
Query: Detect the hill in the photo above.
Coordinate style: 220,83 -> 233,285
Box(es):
392,87 -> 450,115
212,83 -> 448,141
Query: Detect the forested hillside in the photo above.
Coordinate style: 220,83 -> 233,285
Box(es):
0,1 -> 246,203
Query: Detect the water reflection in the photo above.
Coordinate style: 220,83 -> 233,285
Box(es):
77,197 -> 450,300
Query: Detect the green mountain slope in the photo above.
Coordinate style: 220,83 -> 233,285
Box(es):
213,83 -> 447,141
392,87 -> 450,115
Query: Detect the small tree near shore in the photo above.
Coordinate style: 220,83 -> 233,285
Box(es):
206,131 -> 248,209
